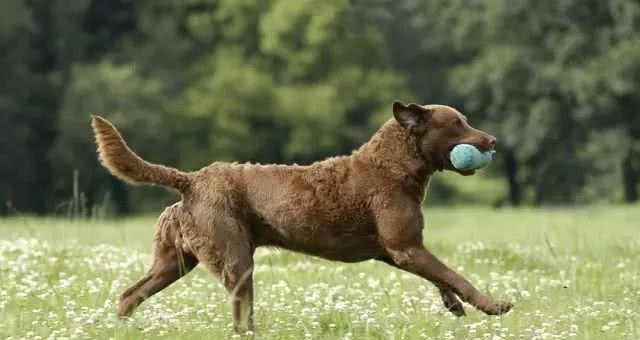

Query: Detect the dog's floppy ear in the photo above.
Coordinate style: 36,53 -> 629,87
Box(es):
392,101 -> 432,133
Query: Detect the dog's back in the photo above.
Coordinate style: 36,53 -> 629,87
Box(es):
184,156 -> 383,262
92,115 -> 419,263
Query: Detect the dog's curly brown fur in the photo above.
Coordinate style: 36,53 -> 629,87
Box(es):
92,101 -> 511,332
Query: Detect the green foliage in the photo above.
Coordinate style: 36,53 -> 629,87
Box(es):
185,49 -> 283,162
53,62 -> 178,213
443,0 -> 640,204
182,0 -> 407,164
2,0 -> 640,213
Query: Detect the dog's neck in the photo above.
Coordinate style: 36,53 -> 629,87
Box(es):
355,119 -> 441,194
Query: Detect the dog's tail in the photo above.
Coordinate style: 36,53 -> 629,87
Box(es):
91,116 -> 191,193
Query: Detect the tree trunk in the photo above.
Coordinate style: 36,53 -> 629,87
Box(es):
27,2 -> 59,214
503,148 -> 521,206
111,177 -> 133,215
622,153 -> 638,203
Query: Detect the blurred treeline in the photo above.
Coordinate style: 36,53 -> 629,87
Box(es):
1,0 -> 639,215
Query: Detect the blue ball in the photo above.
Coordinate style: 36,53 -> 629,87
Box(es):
450,144 -> 496,170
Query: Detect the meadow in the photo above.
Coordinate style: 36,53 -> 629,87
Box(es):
0,206 -> 638,339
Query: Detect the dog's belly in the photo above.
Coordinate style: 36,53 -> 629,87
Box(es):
252,212 -> 383,262
285,234 -> 383,262
256,224 -> 383,262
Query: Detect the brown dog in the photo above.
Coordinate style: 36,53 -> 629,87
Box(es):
91,101 -> 511,332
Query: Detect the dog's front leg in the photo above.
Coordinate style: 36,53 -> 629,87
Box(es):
376,205 -> 512,316
385,245 -> 512,315
377,255 -> 465,316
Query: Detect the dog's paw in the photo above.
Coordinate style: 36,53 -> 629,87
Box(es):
481,300 -> 513,316
446,299 -> 466,317
440,290 -> 466,317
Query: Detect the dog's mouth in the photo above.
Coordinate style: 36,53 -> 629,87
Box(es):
442,143 -> 492,176
445,157 -> 476,176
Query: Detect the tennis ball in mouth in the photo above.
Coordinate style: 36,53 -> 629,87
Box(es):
449,144 -> 496,170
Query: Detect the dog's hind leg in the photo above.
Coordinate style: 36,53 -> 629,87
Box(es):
117,205 -> 199,318
190,216 -> 255,333
197,242 -> 255,333
225,260 -> 254,333
118,245 -> 198,318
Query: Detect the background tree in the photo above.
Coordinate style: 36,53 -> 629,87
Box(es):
2,0 -> 640,214
568,0 -> 640,202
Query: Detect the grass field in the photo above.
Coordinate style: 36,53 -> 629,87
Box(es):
1,206 -> 639,339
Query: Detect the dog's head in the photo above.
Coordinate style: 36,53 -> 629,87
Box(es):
392,101 -> 496,176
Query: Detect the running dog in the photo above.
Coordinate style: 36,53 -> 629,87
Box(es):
91,101 -> 511,332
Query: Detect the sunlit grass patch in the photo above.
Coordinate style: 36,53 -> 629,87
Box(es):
0,207 -> 639,339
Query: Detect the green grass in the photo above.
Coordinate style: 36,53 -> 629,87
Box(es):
1,206 -> 639,339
